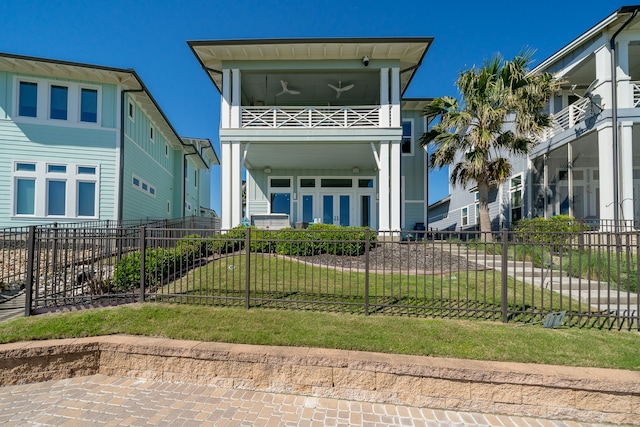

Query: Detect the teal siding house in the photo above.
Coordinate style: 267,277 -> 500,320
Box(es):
189,38 -> 432,233
0,53 -> 218,228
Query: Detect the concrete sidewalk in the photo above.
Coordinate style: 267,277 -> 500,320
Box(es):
0,374 -> 613,426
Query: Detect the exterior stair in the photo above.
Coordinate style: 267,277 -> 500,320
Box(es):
453,248 -> 639,317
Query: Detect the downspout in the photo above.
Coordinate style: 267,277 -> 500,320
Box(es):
610,8 -> 639,227
118,88 -> 144,224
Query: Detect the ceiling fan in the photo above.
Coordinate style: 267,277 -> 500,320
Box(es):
328,81 -> 354,98
276,80 -> 300,96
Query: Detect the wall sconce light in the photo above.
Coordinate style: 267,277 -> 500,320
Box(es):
352,167 -> 360,174
264,167 -> 271,174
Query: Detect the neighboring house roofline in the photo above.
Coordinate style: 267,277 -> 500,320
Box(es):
181,137 -> 220,167
428,196 -> 451,210
188,37 -> 433,96
402,98 -> 434,111
531,5 -> 640,74
0,51 -> 207,165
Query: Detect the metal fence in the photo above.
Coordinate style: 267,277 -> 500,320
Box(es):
16,223 -> 639,330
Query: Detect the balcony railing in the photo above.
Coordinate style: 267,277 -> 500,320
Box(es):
632,81 -> 640,107
240,105 -> 381,128
536,97 -> 591,142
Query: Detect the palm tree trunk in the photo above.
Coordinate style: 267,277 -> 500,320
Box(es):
478,180 -> 492,242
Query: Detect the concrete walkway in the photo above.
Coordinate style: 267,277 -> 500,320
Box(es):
0,374 -> 613,426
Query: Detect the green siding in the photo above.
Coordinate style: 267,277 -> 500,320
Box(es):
0,71 -> 9,119
0,120 -> 117,227
401,110 -> 427,201
404,203 -> 425,229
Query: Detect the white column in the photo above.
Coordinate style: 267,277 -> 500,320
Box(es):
597,126 -> 615,222
390,140 -> 401,232
231,69 -> 241,128
378,141 -> 390,231
231,141 -> 242,226
619,122 -> 634,224
379,68 -> 389,127
616,41 -> 632,108
594,46 -> 612,108
390,67 -> 400,127
220,141 -> 231,229
221,69 -> 231,129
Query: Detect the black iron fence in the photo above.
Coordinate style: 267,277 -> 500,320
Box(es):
12,223 -> 640,330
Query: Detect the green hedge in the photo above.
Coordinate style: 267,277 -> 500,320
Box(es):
513,215 -> 581,249
113,225 -> 377,292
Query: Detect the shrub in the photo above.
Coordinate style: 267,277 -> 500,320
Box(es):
513,215 -> 581,250
205,225 -> 247,254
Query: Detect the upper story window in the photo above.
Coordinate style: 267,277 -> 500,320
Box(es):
19,81 -> 38,117
15,77 -> 101,125
128,101 -> 135,121
80,88 -> 98,123
50,85 -> 68,120
401,120 -> 413,155
149,126 -> 154,142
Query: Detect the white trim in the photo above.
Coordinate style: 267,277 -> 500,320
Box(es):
132,174 -> 156,198
12,160 -> 100,219
149,125 -> 155,143
268,175 -> 293,217
12,76 -> 102,128
128,100 -> 135,122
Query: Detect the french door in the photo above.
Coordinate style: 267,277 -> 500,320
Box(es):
322,194 -> 350,226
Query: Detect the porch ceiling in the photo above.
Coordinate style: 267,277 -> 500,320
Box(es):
189,37 -> 433,96
243,142 -> 378,170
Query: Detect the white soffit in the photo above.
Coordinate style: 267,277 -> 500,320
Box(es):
189,37 -> 433,94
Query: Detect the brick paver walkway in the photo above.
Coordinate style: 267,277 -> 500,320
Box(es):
0,374 -> 612,426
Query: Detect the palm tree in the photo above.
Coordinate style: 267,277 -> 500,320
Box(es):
421,50 -> 560,239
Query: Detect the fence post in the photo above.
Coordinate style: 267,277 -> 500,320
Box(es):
24,226 -> 36,317
245,229 -> 251,310
501,228 -> 509,323
364,229 -> 370,316
140,227 -> 146,302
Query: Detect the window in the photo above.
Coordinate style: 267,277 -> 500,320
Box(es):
510,175 -> 523,223
321,178 -> 352,188
300,179 -> 315,188
474,192 -> 480,224
50,85 -> 68,120
132,174 -> 155,197
77,182 -> 96,216
128,101 -> 134,121
401,120 -> 413,155
80,88 -> 98,123
269,177 -> 292,215
47,180 -> 66,216
194,170 -> 198,188
149,126 -> 154,142
165,144 -> 169,157
462,207 -> 469,226
19,82 -> 38,117
167,201 -> 171,214
358,179 -> 374,188
15,179 -> 35,215
13,161 -> 98,218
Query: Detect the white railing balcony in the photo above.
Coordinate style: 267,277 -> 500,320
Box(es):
632,81 -> 640,107
535,97 -> 591,143
240,105 -> 381,129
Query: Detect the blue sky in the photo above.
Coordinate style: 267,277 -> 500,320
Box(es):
0,0 -> 629,211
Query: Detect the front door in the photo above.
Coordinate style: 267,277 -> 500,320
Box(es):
322,194 -> 350,226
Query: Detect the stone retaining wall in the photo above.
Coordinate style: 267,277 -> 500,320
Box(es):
0,336 -> 638,425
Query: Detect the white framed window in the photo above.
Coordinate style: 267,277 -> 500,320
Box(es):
14,77 -> 101,125
128,101 -> 135,122
269,176 -> 292,216
49,85 -> 68,120
401,119 -> 414,156
462,206 -> 469,226
474,191 -> 480,224
132,174 -> 155,197
510,174 -> 523,223
80,88 -> 98,123
12,161 -> 99,219
167,201 -> 171,215
165,144 -> 169,158
149,126 -> 154,142
194,169 -> 198,188
18,81 -> 38,118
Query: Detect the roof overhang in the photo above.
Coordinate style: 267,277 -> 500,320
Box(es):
402,98 -> 433,111
182,137 -> 220,167
188,37 -> 433,95
532,5 -> 640,74
0,52 -> 204,164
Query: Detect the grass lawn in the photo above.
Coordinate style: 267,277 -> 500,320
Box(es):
1,303 -> 639,371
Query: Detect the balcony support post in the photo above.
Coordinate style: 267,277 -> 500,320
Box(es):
378,141 -> 390,232
379,68 -> 390,127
